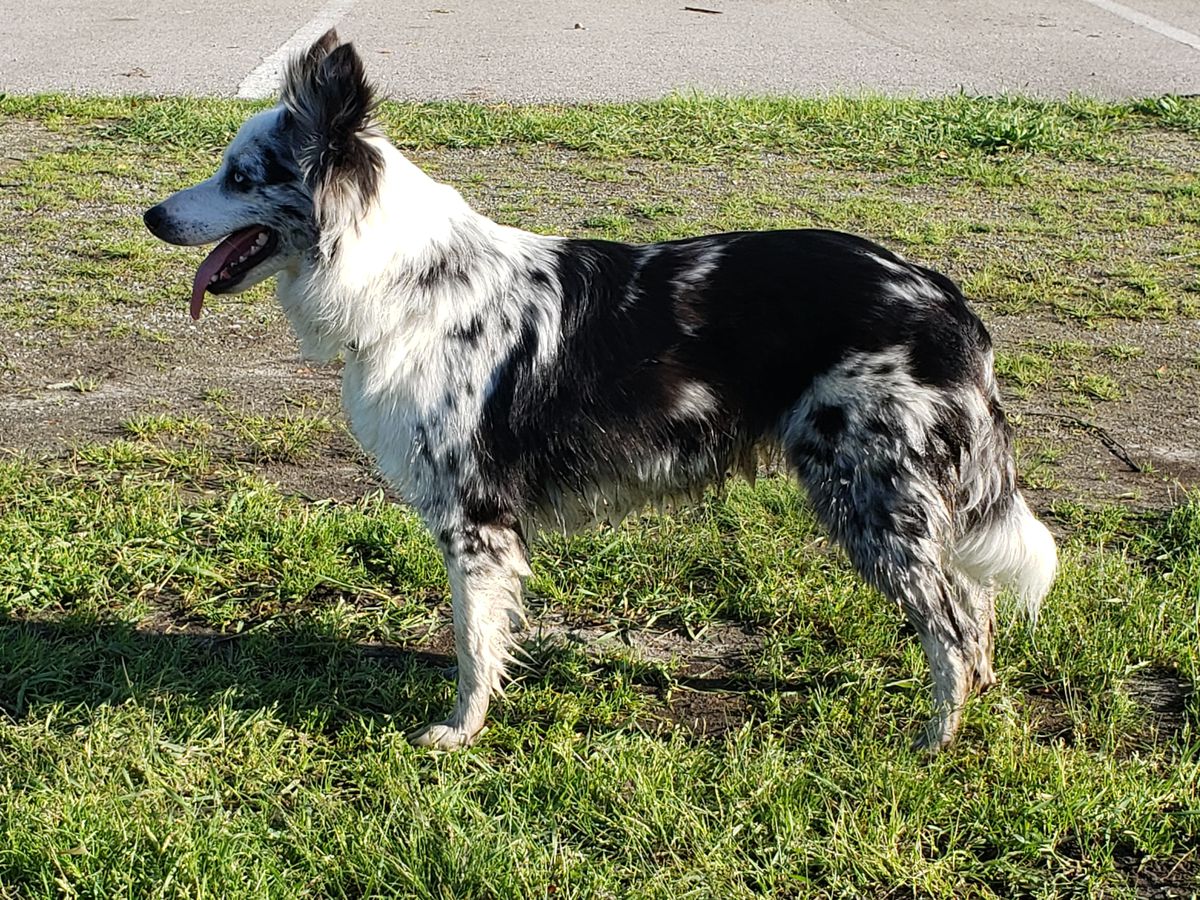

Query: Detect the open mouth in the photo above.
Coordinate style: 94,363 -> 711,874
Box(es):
190,225 -> 279,319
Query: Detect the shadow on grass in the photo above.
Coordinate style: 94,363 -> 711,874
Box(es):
0,617 -> 456,732
0,617 -> 837,739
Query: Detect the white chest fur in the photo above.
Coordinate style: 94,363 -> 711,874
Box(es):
339,334 -> 481,530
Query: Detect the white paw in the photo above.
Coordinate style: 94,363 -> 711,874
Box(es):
911,716 -> 957,754
407,721 -> 478,751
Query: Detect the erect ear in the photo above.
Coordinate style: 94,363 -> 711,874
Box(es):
282,34 -> 382,251
280,28 -> 341,109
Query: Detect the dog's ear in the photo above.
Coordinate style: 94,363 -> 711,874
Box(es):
281,29 -> 341,110
282,34 -> 382,252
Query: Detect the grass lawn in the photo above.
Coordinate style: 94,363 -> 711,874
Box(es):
0,92 -> 1198,898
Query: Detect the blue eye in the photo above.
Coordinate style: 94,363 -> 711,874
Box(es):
233,171 -> 246,185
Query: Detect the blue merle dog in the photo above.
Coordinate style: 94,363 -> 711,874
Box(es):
144,30 -> 1058,751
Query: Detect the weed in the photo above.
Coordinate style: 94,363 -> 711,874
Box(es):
1073,373 -> 1123,402
223,409 -> 333,463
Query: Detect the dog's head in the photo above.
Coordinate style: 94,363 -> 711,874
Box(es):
143,30 -> 381,319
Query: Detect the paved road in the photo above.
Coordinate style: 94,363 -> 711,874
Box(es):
1,0 -> 1198,100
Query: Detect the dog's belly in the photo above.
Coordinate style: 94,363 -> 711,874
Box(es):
525,440 -> 760,535
341,349 -> 766,537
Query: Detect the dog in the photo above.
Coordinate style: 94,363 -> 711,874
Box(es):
143,30 -> 1057,752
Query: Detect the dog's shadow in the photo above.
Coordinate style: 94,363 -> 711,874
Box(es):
0,615 -> 834,738
0,617 -> 457,731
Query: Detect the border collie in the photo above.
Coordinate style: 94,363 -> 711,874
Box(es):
143,31 -> 1057,752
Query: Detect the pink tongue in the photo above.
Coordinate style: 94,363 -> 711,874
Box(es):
189,227 -> 265,320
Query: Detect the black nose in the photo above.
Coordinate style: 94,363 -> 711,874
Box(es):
143,204 -> 168,237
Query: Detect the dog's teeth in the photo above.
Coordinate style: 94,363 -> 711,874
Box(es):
255,233 -> 268,247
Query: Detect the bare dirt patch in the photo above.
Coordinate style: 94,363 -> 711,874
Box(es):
991,314 -> 1200,513
1126,665 -> 1195,747
0,119 -> 61,172
534,614 -> 763,739
645,688 -> 755,739
1115,845 -> 1200,900
1023,684 -> 1081,749
0,309 -> 388,500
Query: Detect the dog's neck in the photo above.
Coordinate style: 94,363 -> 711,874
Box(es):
277,136 -> 544,361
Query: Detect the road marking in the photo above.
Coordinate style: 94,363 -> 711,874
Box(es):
237,0 -> 360,99
1080,0 -> 1200,51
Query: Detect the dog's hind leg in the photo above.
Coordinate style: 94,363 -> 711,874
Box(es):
786,399 -> 986,752
903,568 -> 986,751
839,526 -> 983,753
409,523 -> 530,750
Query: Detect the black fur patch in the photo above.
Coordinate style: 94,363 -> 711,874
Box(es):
450,315 -> 485,345
415,424 -> 435,468
260,144 -> 297,186
811,405 -> 846,441
905,273 -> 989,388
418,257 -> 452,290
866,417 -> 896,438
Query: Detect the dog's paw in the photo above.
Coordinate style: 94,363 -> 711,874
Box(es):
911,716 -> 957,754
407,721 -> 478,751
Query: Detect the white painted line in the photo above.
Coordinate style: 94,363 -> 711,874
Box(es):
1080,0 -> 1200,52
237,0 -> 360,99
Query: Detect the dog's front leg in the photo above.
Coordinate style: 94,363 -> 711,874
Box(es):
409,523 -> 530,750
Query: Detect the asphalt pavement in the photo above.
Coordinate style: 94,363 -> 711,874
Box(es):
1,0 -> 1197,100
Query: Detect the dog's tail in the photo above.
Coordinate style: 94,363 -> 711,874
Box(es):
952,492 -> 1057,623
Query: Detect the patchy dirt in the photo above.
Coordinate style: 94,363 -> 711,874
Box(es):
530,610 -> 766,681
1114,846 -> 1200,900
0,119 -> 63,172
1022,683 -> 1082,749
989,314 -> 1200,514
1126,665 -> 1195,747
644,687 -> 755,739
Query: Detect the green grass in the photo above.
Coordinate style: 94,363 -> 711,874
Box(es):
1,92 -> 1198,898
0,93 -> 1129,164
0,451 -> 1197,898
3,91 -> 1195,167
3,93 -> 1199,341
